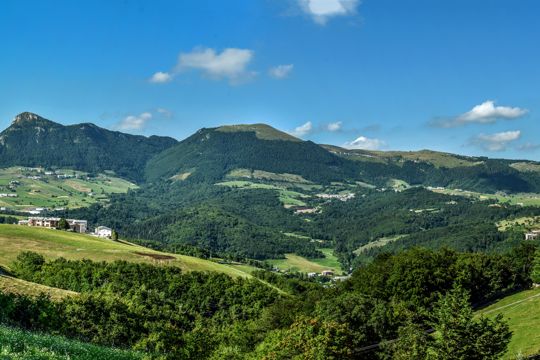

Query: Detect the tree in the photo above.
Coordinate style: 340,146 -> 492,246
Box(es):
57,218 -> 70,230
530,249 -> 540,285
428,287 -> 511,360
381,322 -> 430,360
111,230 -> 119,241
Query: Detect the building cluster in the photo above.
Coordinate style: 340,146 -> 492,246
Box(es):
18,217 -> 88,233
316,193 -> 355,201
17,217 -> 113,239
0,193 -> 17,198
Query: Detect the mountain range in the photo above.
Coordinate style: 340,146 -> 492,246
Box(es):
2,112 -> 539,193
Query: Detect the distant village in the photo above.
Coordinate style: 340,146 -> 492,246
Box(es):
17,216 -> 113,239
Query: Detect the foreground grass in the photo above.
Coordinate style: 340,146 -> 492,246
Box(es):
0,225 -> 254,279
0,325 -> 143,360
477,287 -> 540,359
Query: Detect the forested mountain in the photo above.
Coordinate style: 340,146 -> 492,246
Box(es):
0,112 -> 177,182
145,125 -> 359,183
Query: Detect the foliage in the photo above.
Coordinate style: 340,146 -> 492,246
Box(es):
427,287 -> 511,360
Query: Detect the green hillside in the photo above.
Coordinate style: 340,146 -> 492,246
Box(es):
0,167 -> 137,210
145,126 -> 359,183
478,287 -> 540,359
0,225 -> 255,278
0,274 -> 77,300
0,112 -> 177,182
0,325 -> 142,360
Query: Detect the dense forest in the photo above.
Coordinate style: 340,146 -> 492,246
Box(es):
2,244 -> 536,359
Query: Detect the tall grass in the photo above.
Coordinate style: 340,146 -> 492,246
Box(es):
0,325 -> 143,360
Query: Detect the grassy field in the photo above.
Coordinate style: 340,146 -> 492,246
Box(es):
216,180 -> 309,207
0,167 -> 137,210
0,274 -> 77,300
0,325 -> 143,359
429,187 -> 540,207
354,235 -> 407,254
497,216 -> 540,232
0,225 -> 255,279
268,248 -> 343,274
477,287 -> 540,359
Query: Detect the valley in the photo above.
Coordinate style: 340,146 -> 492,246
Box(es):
2,114 -> 540,359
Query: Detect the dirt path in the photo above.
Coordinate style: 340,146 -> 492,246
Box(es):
481,291 -> 540,315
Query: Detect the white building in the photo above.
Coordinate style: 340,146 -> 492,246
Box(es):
525,230 -> 540,240
95,226 -> 112,238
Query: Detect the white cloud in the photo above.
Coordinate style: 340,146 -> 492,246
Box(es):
298,0 -> 360,25
116,112 -> 153,131
433,100 -> 528,128
326,121 -> 342,132
343,135 -> 385,150
269,64 -> 294,79
176,47 -> 255,83
472,130 -> 521,151
149,71 -> 172,83
290,121 -> 313,137
149,47 -> 256,85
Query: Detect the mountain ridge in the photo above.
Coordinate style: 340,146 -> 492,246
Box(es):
0,112 -> 178,182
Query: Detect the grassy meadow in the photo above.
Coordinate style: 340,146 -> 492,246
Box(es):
477,287 -> 540,359
429,187 -> 540,207
268,248 -> 343,274
0,225 -> 255,279
0,167 -> 137,210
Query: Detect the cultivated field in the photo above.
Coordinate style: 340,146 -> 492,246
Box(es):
0,167 -> 137,210
429,187 -> 540,207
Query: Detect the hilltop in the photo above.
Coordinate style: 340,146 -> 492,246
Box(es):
0,112 -> 177,182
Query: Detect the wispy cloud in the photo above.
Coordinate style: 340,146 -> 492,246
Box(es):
326,121 -> 342,132
470,130 -> 521,151
290,121 -> 313,137
269,64 -> 294,79
149,47 -> 256,85
517,142 -> 540,152
149,71 -> 173,84
432,100 -> 528,128
298,0 -> 360,25
113,108 -> 172,131
343,135 -> 385,150
156,108 -> 173,118
115,112 -> 153,131
289,120 -> 345,137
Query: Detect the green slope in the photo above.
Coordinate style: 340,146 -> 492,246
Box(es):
0,225 -> 255,278
478,287 -> 540,359
0,325 -> 142,360
0,167 -> 137,210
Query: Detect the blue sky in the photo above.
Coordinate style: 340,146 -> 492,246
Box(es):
1,0 -> 539,159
